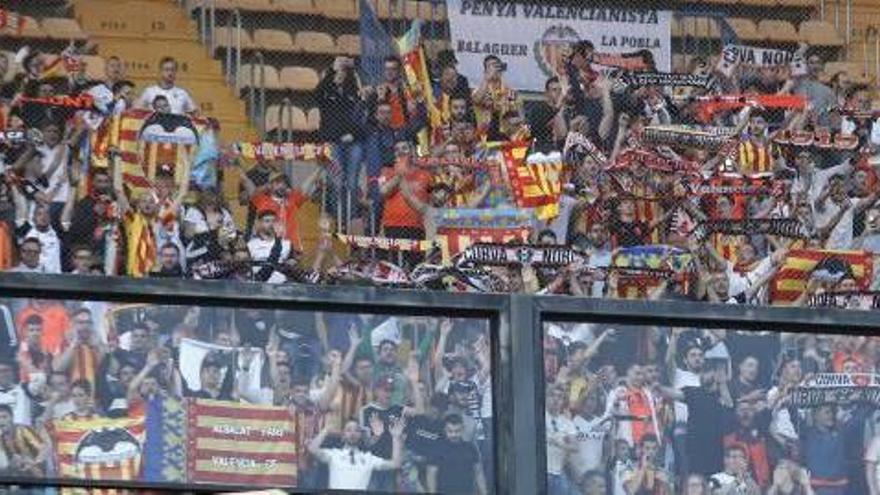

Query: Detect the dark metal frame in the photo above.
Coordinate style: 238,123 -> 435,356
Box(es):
0,274 -> 512,495
4,274 -> 880,495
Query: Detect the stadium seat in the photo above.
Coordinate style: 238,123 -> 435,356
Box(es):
238,63 -> 281,89
214,27 -> 254,50
18,16 -> 44,38
307,107 -> 321,131
824,61 -> 864,78
727,18 -> 762,42
291,106 -> 310,131
273,0 -> 319,14
253,29 -> 294,51
279,66 -> 320,91
418,1 -> 446,21
265,104 -> 281,131
799,21 -> 844,46
265,105 -> 308,132
42,18 -> 88,40
758,19 -> 799,43
294,31 -> 336,54
706,17 -> 722,39
404,1 -> 421,19
672,17 -> 689,38
82,55 -> 106,80
316,0 -> 358,20
336,34 -> 361,56
216,0 -> 273,11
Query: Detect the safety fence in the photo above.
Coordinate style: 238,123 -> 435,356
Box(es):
5,1 -> 880,343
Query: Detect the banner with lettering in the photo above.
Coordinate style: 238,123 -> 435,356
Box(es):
447,1 -> 672,91
790,373 -> 880,408
186,399 -> 298,486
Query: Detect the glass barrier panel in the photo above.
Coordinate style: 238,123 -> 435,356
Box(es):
0,297 -> 494,493
542,320 -> 876,495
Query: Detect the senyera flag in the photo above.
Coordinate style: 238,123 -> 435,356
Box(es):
186,399 -> 298,487
770,249 -> 873,305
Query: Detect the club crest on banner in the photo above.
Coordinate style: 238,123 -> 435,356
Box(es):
534,24 -> 580,78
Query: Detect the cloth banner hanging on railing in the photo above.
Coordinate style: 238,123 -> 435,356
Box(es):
807,291 -> 880,310
455,243 -> 586,267
232,142 -> 335,162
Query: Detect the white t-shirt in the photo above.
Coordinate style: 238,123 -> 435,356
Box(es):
673,367 -> 700,426
37,144 -> 70,204
320,447 -> 393,490
569,415 -> 610,477
247,236 -> 292,263
17,222 -> 61,274
0,384 -> 32,426
138,85 -> 196,114
546,413 -> 575,475
184,207 -> 235,235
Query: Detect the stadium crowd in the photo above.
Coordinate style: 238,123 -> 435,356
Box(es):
1,39 -> 880,307
543,322 -> 880,495
0,298 -> 493,493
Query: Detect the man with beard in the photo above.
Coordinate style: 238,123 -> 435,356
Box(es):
427,413 -> 487,495
528,76 -> 567,153
113,160 -> 160,277
660,365 -> 733,477
308,416 -> 405,491
398,175 -> 490,241
150,243 -> 183,278
247,210 -> 295,284
243,167 -> 322,253
69,169 -> 115,260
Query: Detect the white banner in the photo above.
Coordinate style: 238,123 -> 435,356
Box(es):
725,44 -> 793,67
447,1 -> 672,92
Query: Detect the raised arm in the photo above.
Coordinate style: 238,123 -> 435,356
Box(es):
307,425 -> 332,463
399,179 -> 429,215
296,165 -> 324,197
112,157 -> 131,213
466,181 -> 492,209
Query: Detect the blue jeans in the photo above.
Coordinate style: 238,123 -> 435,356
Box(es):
332,141 -> 363,232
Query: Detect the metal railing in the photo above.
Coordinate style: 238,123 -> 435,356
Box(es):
224,9 -> 243,88
247,51 -> 267,138
277,97 -> 294,144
